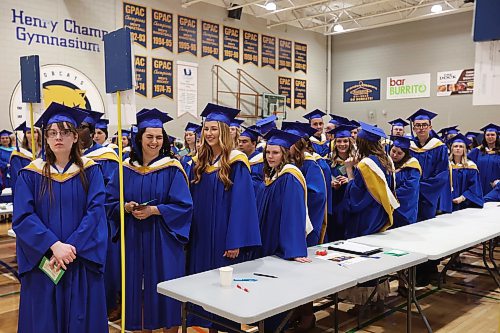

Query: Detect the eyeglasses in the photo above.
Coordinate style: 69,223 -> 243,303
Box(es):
46,129 -> 73,138
413,124 -> 430,129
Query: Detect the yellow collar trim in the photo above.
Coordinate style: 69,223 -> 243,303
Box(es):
10,148 -> 34,161
84,146 -> 119,163
201,150 -> 251,173
249,152 -> 264,165
451,160 -> 478,170
124,157 -> 188,183
310,134 -> 327,145
400,157 -> 422,175
24,157 -> 96,182
410,137 -> 444,153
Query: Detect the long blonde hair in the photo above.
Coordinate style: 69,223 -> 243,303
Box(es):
449,142 -> 468,165
331,137 -> 357,166
263,145 -> 291,179
193,121 -> 234,190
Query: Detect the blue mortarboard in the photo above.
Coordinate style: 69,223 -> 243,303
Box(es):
15,121 -> 29,132
35,102 -> 88,128
230,119 -> 245,128
429,129 -> 441,140
329,114 -> 350,126
264,129 -> 302,149
329,125 -> 356,138
194,126 -> 202,137
75,108 -> 104,126
136,108 -> 173,129
388,118 -> 409,128
447,133 -> 471,147
350,120 -> 361,127
200,103 -> 240,126
438,125 -> 459,136
256,115 -> 278,134
185,122 -> 200,132
168,135 -> 176,143
480,123 -> 500,133
0,130 -> 12,137
407,109 -> 437,122
358,121 -> 387,142
95,119 -> 109,130
465,131 -> 480,139
281,122 -> 317,138
114,129 -> 131,137
390,135 -> 413,150
303,109 -> 326,121
240,126 -> 260,142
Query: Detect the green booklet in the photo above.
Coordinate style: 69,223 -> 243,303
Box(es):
39,256 -> 65,285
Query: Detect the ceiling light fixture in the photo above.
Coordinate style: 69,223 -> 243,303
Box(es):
265,0 -> 277,11
431,4 -> 443,13
333,24 -> 344,32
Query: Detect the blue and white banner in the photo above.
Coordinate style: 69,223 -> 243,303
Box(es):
343,79 -> 381,102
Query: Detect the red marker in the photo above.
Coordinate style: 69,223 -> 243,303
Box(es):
237,284 -> 249,293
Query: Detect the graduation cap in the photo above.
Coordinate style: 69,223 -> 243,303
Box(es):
329,114 -> 350,126
328,125 -> 356,138
465,131 -> 480,140
437,125 -> 459,137
194,125 -> 202,137
350,120 -> 361,127
136,108 -> 173,129
114,129 -> 131,137
388,118 -> 409,128
0,130 -> 12,137
75,108 -> 104,126
230,119 -> 244,128
185,122 -> 200,132
256,115 -> 278,135
168,135 -> 177,143
264,129 -> 302,149
95,119 -> 109,130
200,103 -> 240,126
480,123 -> 500,133
35,102 -> 88,128
390,135 -> 413,150
406,109 -> 437,122
303,109 -> 326,121
357,121 -> 387,142
281,121 -> 316,138
447,133 -> 471,147
15,121 -> 29,132
240,126 -> 260,142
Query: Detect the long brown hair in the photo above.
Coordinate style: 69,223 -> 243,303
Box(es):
356,137 -> 394,173
479,134 -> 500,154
290,138 -> 308,169
41,122 -> 89,201
263,145 -> 291,179
193,121 -> 234,190
331,137 -> 356,165
22,127 -> 42,152
392,146 -> 412,169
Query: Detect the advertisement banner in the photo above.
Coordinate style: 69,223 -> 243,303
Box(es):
223,26 -> 240,63
201,21 -> 220,60
386,73 -> 430,100
151,9 -> 173,52
294,42 -> 307,73
294,78 -> 306,109
437,69 -> 474,96
278,39 -> 292,71
152,58 -> 173,99
177,61 -> 198,117
178,16 -> 197,56
343,79 -> 381,102
242,31 -> 259,66
123,2 -> 147,48
261,35 -> 276,69
134,55 -> 147,97
278,76 -> 292,108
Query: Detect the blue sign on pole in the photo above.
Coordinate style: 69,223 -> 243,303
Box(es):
104,28 -> 133,94
20,55 -> 41,103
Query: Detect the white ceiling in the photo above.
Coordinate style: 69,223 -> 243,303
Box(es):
181,0 -> 474,35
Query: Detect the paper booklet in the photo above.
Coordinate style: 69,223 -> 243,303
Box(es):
39,256 -> 65,285
325,241 -> 382,256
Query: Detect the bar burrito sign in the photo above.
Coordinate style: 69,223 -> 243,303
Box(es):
386,73 -> 430,100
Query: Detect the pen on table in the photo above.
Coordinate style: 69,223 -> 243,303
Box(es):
234,278 -> 258,282
236,284 -> 249,293
253,273 -> 278,278
361,256 -> 381,259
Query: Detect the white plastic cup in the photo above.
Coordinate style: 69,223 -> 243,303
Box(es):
219,266 -> 233,287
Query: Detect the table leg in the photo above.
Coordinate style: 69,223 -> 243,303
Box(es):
0,260 -> 19,281
488,239 -> 499,274
334,293 -> 339,333
410,266 -> 433,333
181,302 -> 187,333
258,320 -> 265,333
357,278 -> 380,329
406,268 -> 411,333
482,242 -> 500,288
438,253 -> 458,289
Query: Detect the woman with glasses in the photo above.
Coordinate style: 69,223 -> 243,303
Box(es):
13,103 -> 108,332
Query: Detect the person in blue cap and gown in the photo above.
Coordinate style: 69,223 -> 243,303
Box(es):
437,125 -> 460,143
465,131 -> 480,150
448,134 -> 484,211
0,130 -> 14,182
389,135 -> 421,227
238,126 -> 264,196
467,123 -> 500,196
181,122 -> 201,176
255,115 -> 278,153
389,118 -> 409,137
106,108 -> 192,332
303,109 -> 330,157
188,103 -> 261,329
93,119 -> 116,149
13,102 -> 108,333
283,122 -> 327,246
484,181 -> 500,202
229,118 -> 244,148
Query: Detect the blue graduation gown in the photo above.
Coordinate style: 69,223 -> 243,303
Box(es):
327,159 -> 349,242
315,154 -> 333,215
248,150 -> 265,197
393,158 -> 421,228
106,156 -> 192,330
451,161 -> 484,211
0,147 -> 13,187
437,163 -> 453,214
255,164 -> 307,259
410,138 -> 449,221
344,155 -> 397,239
83,143 -> 119,185
180,153 -> 194,176
468,147 -> 500,195
13,158 -> 108,333
9,148 -> 36,197
300,154 -> 327,246
484,182 -> 500,202
310,134 -> 330,157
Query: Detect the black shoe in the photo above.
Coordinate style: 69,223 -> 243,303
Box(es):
415,276 -> 430,288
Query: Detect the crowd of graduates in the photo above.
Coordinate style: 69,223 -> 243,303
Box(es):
0,102 -> 498,333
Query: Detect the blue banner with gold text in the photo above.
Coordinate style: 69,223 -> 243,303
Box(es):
201,21 -> 219,60
243,30 -> 258,66
123,2 -> 147,48
223,26 -> 240,63
178,15 -> 197,56
151,9 -> 173,52
152,58 -> 173,99
261,35 -> 276,69
135,55 -> 147,97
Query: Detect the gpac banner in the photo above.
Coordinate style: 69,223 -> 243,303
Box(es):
343,79 -> 381,103
134,55 -> 147,97
294,42 -> 307,73
177,61 -> 198,117
152,58 -> 173,99
242,31 -> 258,66
437,69 -> 474,96
278,39 -> 292,71
223,26 -> 240,63
201,21 -> 219,60
178,16 -> 197,56
261,35 -> 276,69
278,76 -> 292,108
294,78 -> 306,109
386,73 -> 430,100
151,9 -> 173,52
123,2 -> 147,48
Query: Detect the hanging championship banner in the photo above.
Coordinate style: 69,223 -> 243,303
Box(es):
152,58 -> 173,99
242,31 -> 258,66
177,61 -> 198,117
294,78 -> 306,109
223,26 -> 240,63
261,35 -> 276,69
201,21 -> 220,60
279,39 -> 292,71
151,9 -> 173,52
178,15 -> 197,56
437,69 -> 474,96
278,76 -> 292,108
294,42 -> 307,73
123,2 -> 147,48
134,55 -> 147,97
343,79 -> 381,102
